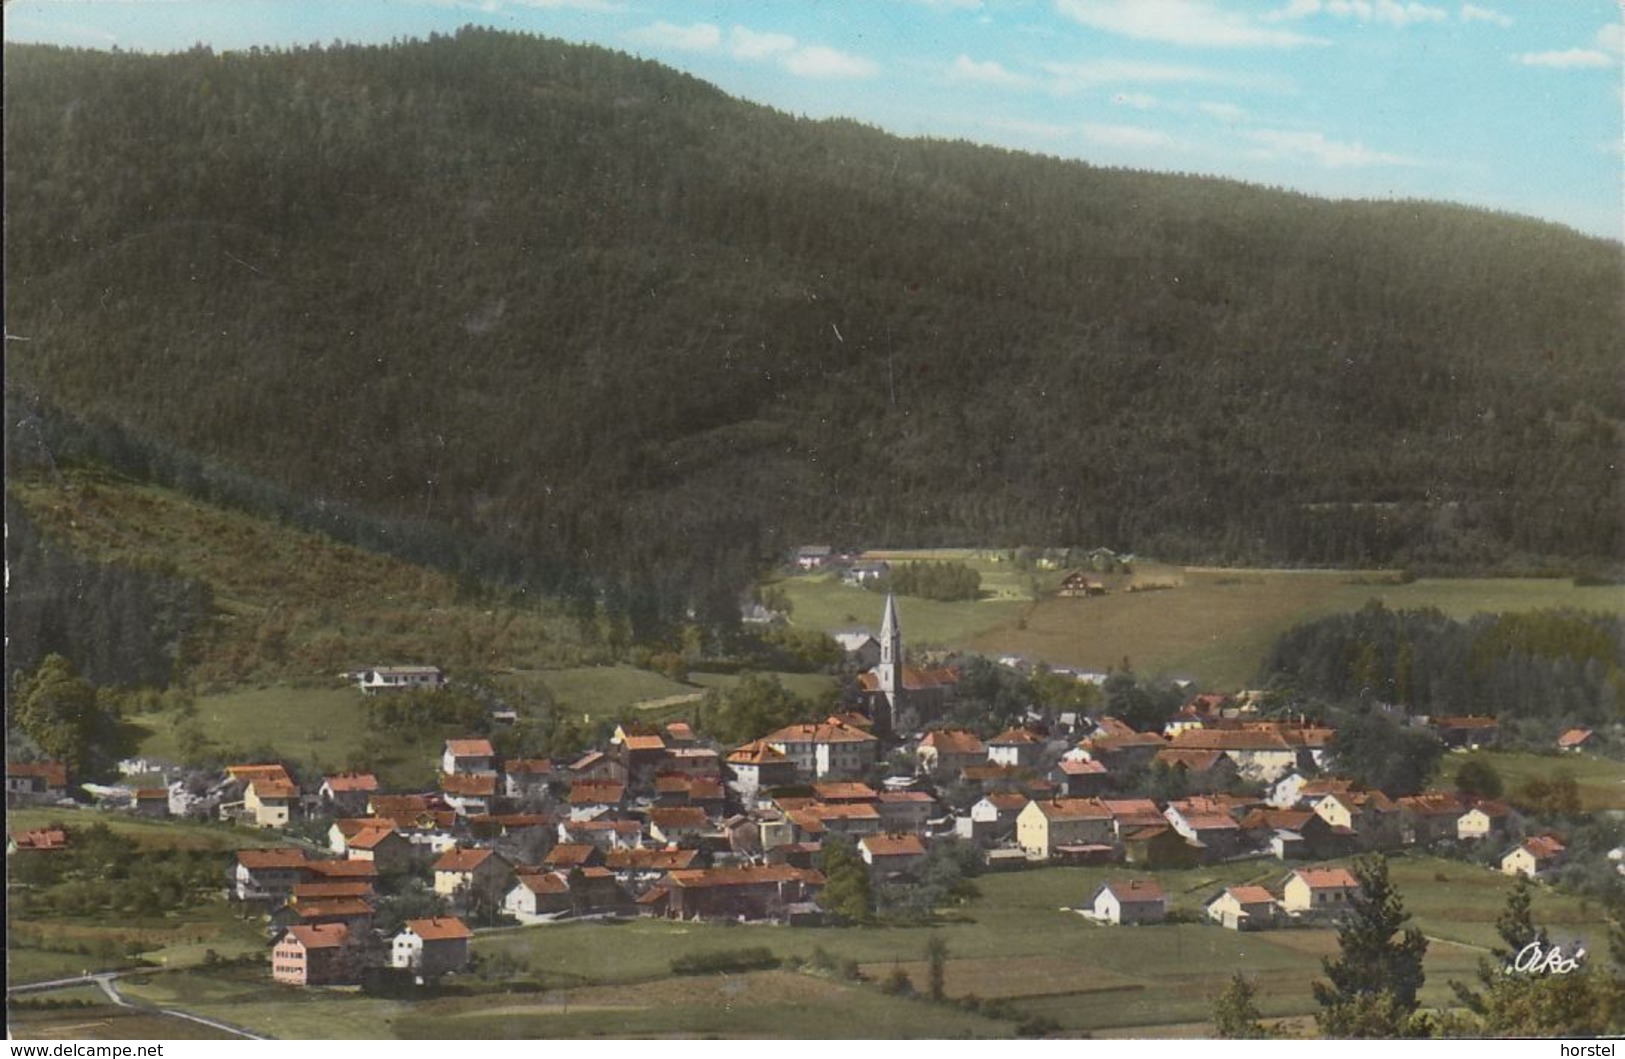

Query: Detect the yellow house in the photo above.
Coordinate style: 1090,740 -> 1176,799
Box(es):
227,764 -> 300,829
1016,798 -> 1112,861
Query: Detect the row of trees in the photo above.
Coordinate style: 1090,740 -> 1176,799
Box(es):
866,562 -> 982,603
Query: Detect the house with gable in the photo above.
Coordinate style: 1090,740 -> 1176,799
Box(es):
390,917 -> 471,978
859,832 -> 927,879
234,848 -> 310,902
762,718 -> 879,781
1457,800 -> 1515,843
6,761 -> 69,804
1556,728 -> 1594,753
1503,835 -> 1566,879
987,727 -> 1045,769
957,791 -> 1029,846
272,923 -> 356,986
726,739 -> 798,802
1090,878 -> 1167,924
441,739 -> 496,777
319,773 -> 379,816
440,771 -> 498,817
916,728 -> 987,776
1016,797 -> 1112,861
648,806 -> 710,845
1206,886 -> 1279,931
353,666 -> 447,695
1280,866 -> 1359,915
432,847 -> 515,908
503,758 -> 554,799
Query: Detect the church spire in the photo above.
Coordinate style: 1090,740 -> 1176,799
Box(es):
878,593 -> 902,727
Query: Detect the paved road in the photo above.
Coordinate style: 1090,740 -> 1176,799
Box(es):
9,971 -> 273,1040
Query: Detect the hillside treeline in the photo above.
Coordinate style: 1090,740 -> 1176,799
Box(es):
6,502 -> 211,688
1260,603 -> 1623,747
7,29 -> 1621,610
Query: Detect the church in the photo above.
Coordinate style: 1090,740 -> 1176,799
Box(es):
855,594 -> 959,733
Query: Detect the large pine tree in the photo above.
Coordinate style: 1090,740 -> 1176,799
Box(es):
1312,855 -> 1430,1038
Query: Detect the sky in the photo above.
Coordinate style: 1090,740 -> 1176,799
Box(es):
6,0 -> 1622,240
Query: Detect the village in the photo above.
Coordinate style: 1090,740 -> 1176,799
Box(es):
7,577 -> 1593,998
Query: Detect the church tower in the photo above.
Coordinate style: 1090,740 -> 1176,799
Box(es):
877,593 -> 903,728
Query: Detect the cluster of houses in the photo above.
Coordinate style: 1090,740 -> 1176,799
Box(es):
4,597 -> 1605,992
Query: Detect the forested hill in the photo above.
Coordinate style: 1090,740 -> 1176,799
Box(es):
6,29 -> 1621,608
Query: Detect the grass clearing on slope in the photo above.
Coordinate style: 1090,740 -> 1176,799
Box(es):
1437,750 -> 1625,811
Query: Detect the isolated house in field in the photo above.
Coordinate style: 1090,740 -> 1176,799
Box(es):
272,923 -> 354,986
8,827 -> 69,853
1280,866 -> 1359,914
1206,886 -> 1279,931
353,665 -> 447,695
1502,835 -> 1566,879
1090,879 -> 1167,924
795,545 -> 834,570
390,917 -> 471,978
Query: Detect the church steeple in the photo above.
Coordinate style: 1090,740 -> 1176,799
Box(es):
878,593 -> 902,725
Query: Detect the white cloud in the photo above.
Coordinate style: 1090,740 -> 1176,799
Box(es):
1277,0 -> 1446,26
1081,122 -> 1175,148
1372,0 -> 1446,27
1458,4 -> 1512,28
784,45 -> 879,79
626,21 -> 720,52
1515,48 -> 1611,69
1112,91 -> 1160,109
907,0 -> 985,9
1247,128 -> 1421,167
1055,0 -> 1324,48
502,0 -> 621,9
1264,0 -> 1322,20
730,26 -> 795,60
1044,58 -> 1280,92
948,54 -> 1032,87
1598,22 -> 1624,55
1199,100 -> 1245,121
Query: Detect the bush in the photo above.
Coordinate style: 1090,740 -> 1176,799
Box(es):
669,947 -> 780,976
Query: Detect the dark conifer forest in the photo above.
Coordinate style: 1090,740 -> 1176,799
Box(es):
7,29 -> 1622,609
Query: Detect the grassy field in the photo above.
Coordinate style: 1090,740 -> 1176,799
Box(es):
1437,751 -> 1625,811
132,685 -> 371,772
497,665 -> 696,717
6,806 -> 286,853
689,670 -> 840,704
778,562 -> 1625,689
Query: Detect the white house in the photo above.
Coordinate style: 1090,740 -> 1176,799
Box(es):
1090,879 -> 1167,924
390,917 -> 471,977
354,666 -> 447,695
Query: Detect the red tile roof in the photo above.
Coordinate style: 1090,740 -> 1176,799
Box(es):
282,923 -> 349,950
982,792 -> 1031,812
7,761 -> 69,787
323,772 -> 379,793
764,720 -> 878,745
918,728 -> 985,755
305,859 -> 379,880
622,734 -> 668,752
543,843 -> 600,868
1155,749 -> 1228,772
860,833 -> 926,857
1557,728 -> 1593,748
1168,730 -> 1289,751
649,807 -> 709,830
727,739 -> 790,765
1523,835 -> 1566,859
666,865 -> 826,889
1032,797 -> 1110,821
433,848 -> 497,873
295,898 -> 375,920
1290,866 -> 1359,890
346,825 -> 403,851
664,722 -> 697,743
293,881 -> 375,901
237,848 -> 309,870
444,739 -> 495,757
569,781 -> 626,805
1223,886 -> 1277,905
404,916 -> 472,941
514,871 -> 569,895
812,782 -> 879,802
604,848 -> 700,871
991,726 -> 1044,745
10,828 -> 69,851
1099,878 -> 1166,903
440,772 -> 498,797
505,758 -> 554,775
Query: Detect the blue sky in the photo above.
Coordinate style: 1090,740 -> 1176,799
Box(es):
7,0 -> 1621,239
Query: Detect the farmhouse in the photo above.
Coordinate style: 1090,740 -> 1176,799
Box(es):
223,764 -> 299,829
432,847 -> 514,905
271,923 -> 353,986
1206,886 -> 1279,931
390,917 -> 471,978
663,865 -> 824,921
319,773 -> 380,816
441,739 -> 497,776
1502,835 -> 1566,879
504,871 -> 573,921
1280,866 -> 1359,914
726,739 -> 798,800
1090,879 -> 1167,924
1457,800 -> 1515,842
5,761 -> 69,803
234,848 -> 309,901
